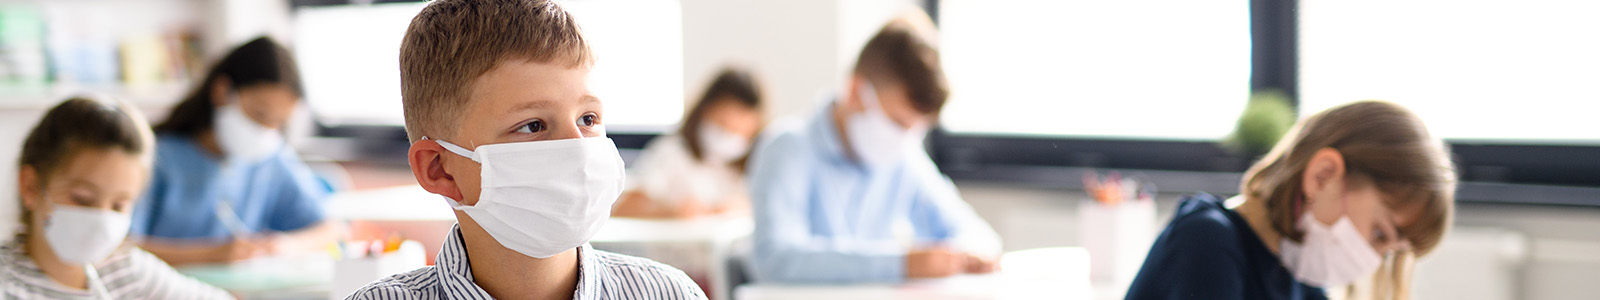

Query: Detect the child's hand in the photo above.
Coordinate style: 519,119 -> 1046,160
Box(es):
963,253 -> 998,274
216,237 -> 268,262
906,248 -> 964,278
671,197 -> 709,218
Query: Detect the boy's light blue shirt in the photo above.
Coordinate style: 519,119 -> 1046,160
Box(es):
131,134 -> 331,240
745,100 -> 1001,284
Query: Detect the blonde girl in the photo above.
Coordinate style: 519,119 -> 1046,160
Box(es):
1126,100 -> 1456,300
3,97 -> 231,299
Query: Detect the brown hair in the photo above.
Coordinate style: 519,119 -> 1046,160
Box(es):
853,9 -> 948,116
155,36 -> 302,136
399,0 -> 594,142
679,66 -> 764,164
16,96 -> 154,238
1240,100 -> 1456,300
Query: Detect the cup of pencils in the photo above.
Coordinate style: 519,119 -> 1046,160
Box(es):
329,234 -> 424,300
1077,170 -> 1157,287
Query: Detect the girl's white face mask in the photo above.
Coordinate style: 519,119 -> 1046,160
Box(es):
428,136 -> 626,259
845,81 -> 928,168
697,122 -> 750,165
1279,208 -> 1384,287
214,95 -> 285,165
44,203 -> 130,266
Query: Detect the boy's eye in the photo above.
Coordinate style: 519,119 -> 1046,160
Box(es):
516,120 -> 546,134
579,113 -> 598,127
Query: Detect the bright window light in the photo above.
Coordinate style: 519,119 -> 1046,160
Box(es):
1299,0 -> 1600,144
293,2 -> 423,126
938,0 -> 1251,140
561,0 -> 684,131
293,0 -> 684,129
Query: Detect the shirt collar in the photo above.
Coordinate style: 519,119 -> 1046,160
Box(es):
575,244 -> 602,298
434,223 -> 602,299
808,98 -> 854,166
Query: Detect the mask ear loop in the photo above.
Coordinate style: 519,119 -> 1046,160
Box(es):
421,136 -> 481,162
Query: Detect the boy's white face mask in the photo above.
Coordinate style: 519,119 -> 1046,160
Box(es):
214,95 -> 284,165
1279,207 -> 1384,287
428,136 -> 626,259
44,203 -> 130,266
845,81 -> 928,168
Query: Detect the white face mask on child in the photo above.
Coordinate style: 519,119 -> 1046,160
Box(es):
844,81 -> 927,168
213,95 -> 284,165
428,136 -> 626,259
44,204 -> 130,265
697,122 -> 749,165
1278,205 -> 1383,287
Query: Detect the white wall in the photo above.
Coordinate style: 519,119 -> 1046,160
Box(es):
679,0 -> 915,121
206,0 -> 294,55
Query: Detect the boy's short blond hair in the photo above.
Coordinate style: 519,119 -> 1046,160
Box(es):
399,0 -> 593,142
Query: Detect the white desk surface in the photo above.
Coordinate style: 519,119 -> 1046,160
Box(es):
736,247 -> 1093,300
592,216 -> 754,243
175,255 -> 334,300
326,185 -> 455,221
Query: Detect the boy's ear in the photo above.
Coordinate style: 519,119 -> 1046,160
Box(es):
18,165 -> 40,210
410,140 -> 463,202
1301,147 -> 1347,204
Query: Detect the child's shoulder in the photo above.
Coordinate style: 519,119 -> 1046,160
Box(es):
343,266 -> 439,300
589,249 -> 707,299
755,116 -> 808,148
1159,193 -> 1248,249
590,248 -> 680,270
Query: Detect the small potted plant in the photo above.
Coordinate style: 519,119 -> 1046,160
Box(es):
1224,89 -> 1297,162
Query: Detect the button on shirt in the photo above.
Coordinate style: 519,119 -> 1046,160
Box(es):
132,134 -> 330,240
345,224 -> 706,300
744,100 -> 1002,284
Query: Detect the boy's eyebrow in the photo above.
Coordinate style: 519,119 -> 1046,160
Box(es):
502,95 -> 600,117
504,99 -> 557,116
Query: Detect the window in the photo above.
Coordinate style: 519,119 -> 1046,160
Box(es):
1299,0 -> 1600,144
560,0 -> 683,131
294,2 -> 423,126
937,0 -> 1251,140
293,0 -> 684,129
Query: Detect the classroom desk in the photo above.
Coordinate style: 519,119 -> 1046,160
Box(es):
589,216 -> 755,300
325,184 -> 457,265
175,255 -> 335,300
735,247 -> 1092,300
326,184 -> 758,300
167,185 -> 448,300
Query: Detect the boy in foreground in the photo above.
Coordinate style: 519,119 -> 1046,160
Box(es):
346,0 -> 705,299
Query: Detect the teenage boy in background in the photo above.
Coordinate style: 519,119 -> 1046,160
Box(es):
744,9 -> 1002,284
346,0 -> 705,299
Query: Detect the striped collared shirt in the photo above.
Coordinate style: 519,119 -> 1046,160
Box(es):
345,224 -> 705,300
0,239 -> 233,300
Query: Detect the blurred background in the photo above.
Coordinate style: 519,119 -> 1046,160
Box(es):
0,0 -> 1596,299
